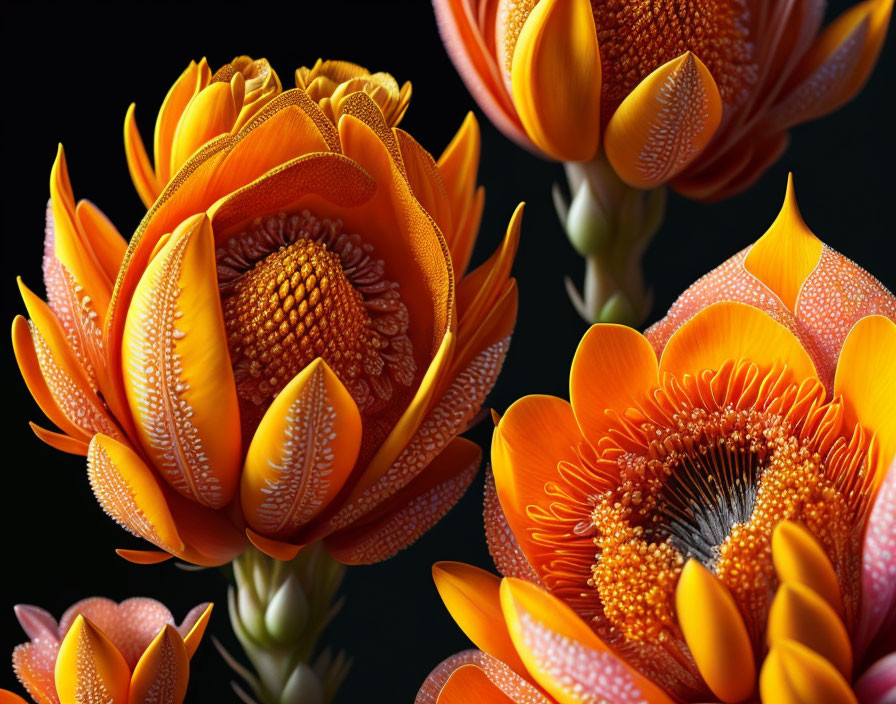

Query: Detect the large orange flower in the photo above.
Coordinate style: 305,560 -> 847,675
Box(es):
4,597 -> 212,704
434,0 -> 892,199
418,178 -> 896,703
12,56 -> 520,567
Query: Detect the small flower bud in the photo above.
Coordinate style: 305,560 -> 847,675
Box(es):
265,574 -> 310,645
280,663 -> 325,704
566,181 -> 611,256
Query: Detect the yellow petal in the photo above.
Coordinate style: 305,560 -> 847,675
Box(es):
124,103 -> 159,208
510,0 -> 601,161
675,559 -> 756,703
432,562 -> 528,676
169,78 -> 241,177
604,52 -> 722,188
760,639 -> 858,704
128,625 -> 189,704
87,434 -> 184,555
834,315 -> 896,482
743,175 -> 822,312
499,578 -> 676,704
181,603 -> 213,659
772,520 -> 844,616
55,616 -> 130,704
659,301 -> 818,386
122,214 -> 241,508
241,359 -> 362,538
767,582 -> 852,680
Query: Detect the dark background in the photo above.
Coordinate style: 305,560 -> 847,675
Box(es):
1,3 -> 893,702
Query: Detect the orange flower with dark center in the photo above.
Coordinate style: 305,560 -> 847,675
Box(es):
434,0 -> 892,198
13,56 -> 520,567
418,179 -> 896,704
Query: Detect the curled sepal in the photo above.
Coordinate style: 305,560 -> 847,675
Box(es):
55,616 -> 129,704
87,434 -> 184,555
122,213 -> 241,508
128,625 -> 189,704
510,0 -> 601,161
604,52 -> 722,189
241,358 -> 362,539
499,578 -> 676,704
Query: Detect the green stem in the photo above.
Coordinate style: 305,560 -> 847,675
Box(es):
222,543 -> 350,704
560,154 -> 666,326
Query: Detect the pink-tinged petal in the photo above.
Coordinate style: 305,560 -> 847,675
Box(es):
325,436 -> 481,564
433,0 -> 536,153
856,458 -> 896,658
58,597 -> 175,671
416,650 -> 550,704
794,247 -> 896,390
175,603 -> 212,649
483,468 -> 541,583
323,336 -> 510,535
12,638 -> 60,704
855,652 -> 896,704
14,605 -> 59,641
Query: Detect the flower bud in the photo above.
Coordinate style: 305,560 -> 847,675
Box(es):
265,574 -> 310,645
280,663 -> 325,704
237,582 -> 268,644
566,181 -> 611,256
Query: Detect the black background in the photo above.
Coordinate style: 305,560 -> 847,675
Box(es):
1,3 -> 894,702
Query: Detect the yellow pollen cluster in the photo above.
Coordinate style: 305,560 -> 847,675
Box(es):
223,237 -> 384,407
590,0 -> 758,112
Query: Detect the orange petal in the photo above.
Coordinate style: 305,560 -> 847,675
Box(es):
675,559 -> 756,703
153,60 -> 203,186
769,0 -> 893,130
395,127 -> 454,242
324,436 -> 480,564
122,214 -> 241,508
759,639 -> 858,704
659,301 -> 818,386
569,324 -> 658,448
491,395 -> 584,574
772,520 -> 844,617
437,112 -> 481,261
510,0 -> 601,161
55,616 -> 129,704
432,0 -> 534,152
499,578 -> 676,704
18,284 -> 122,442
87,433 -> 184,555
767,582 -> 852,680
116,549 -> 173,565
241,359 -> 362,538
159,488 -> 246,567
0,691 -> 31,704
245,529 -> 304,562
29,423 -> 88,455
432,562 -> 528,676
11,639 -> 60,704
604,52 -> 722,188
743,175 -> 822,312
75,201 -> 127,286
128,625 -> 189,704
124,103 -> 159,208
49,146 -> 112,323
833,315 -> 896,481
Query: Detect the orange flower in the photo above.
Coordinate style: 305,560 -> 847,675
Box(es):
13,57 -> 520,567
418,178 -> 896,703
4,597 -> 212,704
434,0 -> 892,199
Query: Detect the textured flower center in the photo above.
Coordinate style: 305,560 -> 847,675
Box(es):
590,0 -> 758,113
217,212 -> 416,427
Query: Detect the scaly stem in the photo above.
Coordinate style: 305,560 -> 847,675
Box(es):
219,543 -> 350,704
559,153 -> 666,326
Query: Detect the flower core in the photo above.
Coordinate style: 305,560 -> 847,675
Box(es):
591,0 -> 758,111
217,212 -> 416,422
